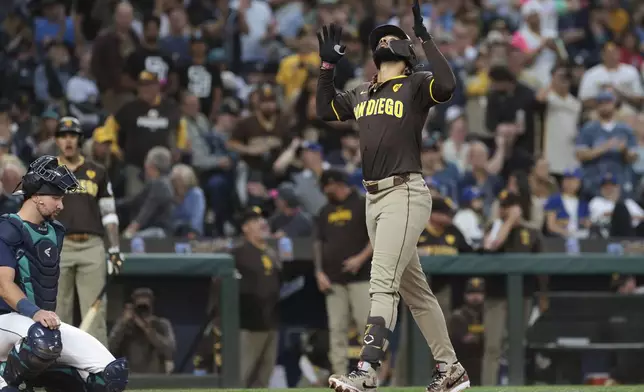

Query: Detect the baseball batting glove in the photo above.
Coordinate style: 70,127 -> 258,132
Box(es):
412,0 -> 432,41
107,247 -> 124,275
317,24 -> 346,64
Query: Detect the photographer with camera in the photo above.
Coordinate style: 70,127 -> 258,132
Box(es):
108,288 -> 176,374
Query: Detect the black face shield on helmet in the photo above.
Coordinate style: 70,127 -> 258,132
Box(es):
14,155 -> 82,199
368,24 -> 419,70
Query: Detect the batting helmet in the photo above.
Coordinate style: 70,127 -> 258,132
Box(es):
369,24 -> 418,69
55,116 -> 83,139
15,155 -> 82,198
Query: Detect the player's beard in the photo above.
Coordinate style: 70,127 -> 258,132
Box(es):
373,46 -> 406,69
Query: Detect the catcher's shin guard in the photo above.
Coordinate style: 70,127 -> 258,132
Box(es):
86,358 -> 128,392
1,324 -> 62,387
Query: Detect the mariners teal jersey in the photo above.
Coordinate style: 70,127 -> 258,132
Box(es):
0,214 -> 65,312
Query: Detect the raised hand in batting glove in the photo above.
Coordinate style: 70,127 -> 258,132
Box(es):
411,0 -> 431,41
107,247 -> 124,275
317,24 -> 346,65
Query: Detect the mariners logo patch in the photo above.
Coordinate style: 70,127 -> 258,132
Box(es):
36,240 -> 58,267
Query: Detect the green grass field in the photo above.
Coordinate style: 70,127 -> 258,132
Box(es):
127,387 -> 644,392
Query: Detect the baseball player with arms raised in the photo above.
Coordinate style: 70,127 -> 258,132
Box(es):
316,1 -> 470,392
0,156 -> 128,392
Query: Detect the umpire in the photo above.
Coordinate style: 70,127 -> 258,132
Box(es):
54,117 -> 123,346
315,0 -> 469,390
314,169 -> 372,375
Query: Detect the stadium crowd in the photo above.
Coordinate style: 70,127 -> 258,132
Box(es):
0,0 -> 643,388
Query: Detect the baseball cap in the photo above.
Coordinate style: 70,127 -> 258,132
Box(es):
422,138 -> 440,151
131,287 -> 154,301
220,98 -> 242,117
596,91 -> 616,102
93,126 -> 114,144
138,71 -> 159,85
601,173 -> 617,186
445,106 -> 465,124
274,183 -> 300,208
241,206 -> 264,225
498,190 -> 521,208
611,273 -> 634,291
461,186 -> 483,204
432,197 -> 456,216
465,277 -> 485,293
300,141 -> 323,154
563,168 -> 582,179
320,168 -> 349,188
41,108 -> 59,120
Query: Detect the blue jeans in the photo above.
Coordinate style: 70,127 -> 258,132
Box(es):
205,173 -> 234,235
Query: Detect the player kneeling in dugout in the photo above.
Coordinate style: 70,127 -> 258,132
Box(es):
0,156 -> 128,392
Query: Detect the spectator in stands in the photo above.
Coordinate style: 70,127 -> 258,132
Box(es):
236,0 -> 274,74
544,168 -> 590,238
0,162 -> 24,214
159,8 -> 191,66
189,96 -> 239,235
482,191 -> 542,385
33,0 -> 77,49
486,64 -> 538,155
89,126 -> 126,199
66,49 -> 99,107
291,141 -> 328,216
119,146 -> 175,239
589,173 -> 644,237
91,1 -> 139,113
442,106 -> 470,173
449,277 -> 485,386
34,108 -> 60,157
179,32 -> 223,120
460,141 -> 504,216
418,196 -> 472,316
314,169 -> 371,376
34,40 -> 72,109
170,164 -> 206,237
492,171 -> 544,231
269,183 -> 313,238
511,2 -> 559,84
103,71 -> 188,196
536,62 -> 581,182
108,288 -> 176,374
276,25 -> 320,101
228,83 -> 290,188
125,15 -> 178,95
325,130 -> 361,186
578,42 -> 644,117
454,187 -> 486,249
421,138 -> 460,202
234,207 -> 280,388
575,91 -> 637,197
529,156 -> 558,203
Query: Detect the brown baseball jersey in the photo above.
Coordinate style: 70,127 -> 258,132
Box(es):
56,157 -> 113,236
327,71 -> 445,181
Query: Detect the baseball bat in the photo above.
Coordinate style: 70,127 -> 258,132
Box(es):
79,276 -> 112,332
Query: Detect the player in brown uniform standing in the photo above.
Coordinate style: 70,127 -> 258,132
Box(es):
315,1 -> 469,391
54,117 -> 123,346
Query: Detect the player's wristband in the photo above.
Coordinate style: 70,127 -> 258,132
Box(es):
321,61 -> 335,70
17,298 -> 40,318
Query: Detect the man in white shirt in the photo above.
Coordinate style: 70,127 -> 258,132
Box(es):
589,173 -> 644,235
453,186 -> 485,248
578,42 -> 644,116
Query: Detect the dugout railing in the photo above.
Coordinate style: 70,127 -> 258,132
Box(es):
113,252 -> 644,388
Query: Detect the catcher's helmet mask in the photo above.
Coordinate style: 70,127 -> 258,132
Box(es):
369,24 -> 420,70
13,155 -> 83,199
